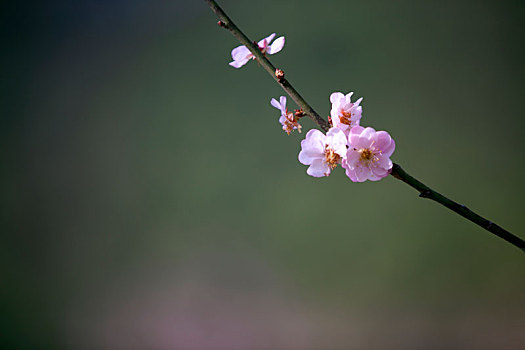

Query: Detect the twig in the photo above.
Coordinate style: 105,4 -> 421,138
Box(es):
390,164 -> 524,252
204,0 -> 525,253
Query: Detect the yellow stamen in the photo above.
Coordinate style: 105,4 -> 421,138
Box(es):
360,148 -> 374,161
325,147 -> 341,169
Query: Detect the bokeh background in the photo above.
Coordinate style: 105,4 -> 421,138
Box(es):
2,0 -> 524,349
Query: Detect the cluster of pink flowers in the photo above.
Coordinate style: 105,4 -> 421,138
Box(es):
295,93 -> 395,182
229,34 -> 395,182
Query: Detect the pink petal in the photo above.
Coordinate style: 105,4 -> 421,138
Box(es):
271,98 -> 281,110
229,57 -> 251,68
326,127 -> 348,156
343,92 -> 354,104
299,151 -> 320,166
382,138 -> 396,158
279,96 -> 287,111
330,92 -> 344,104
371,166 -> 389,178
344,150 -> 361,168
298,130 -> 326,165
373,131 -> 391,150
354,166 -> 372,182
349,126 -> 365,148
345,167 -> 358,182
353,105 -> 362,119
368,173 -> 382,181
307,159 -> 330,177
258,33 -> 276,48
231,45 -> 251,60
356,127 -> 376,149
267,36 -> 285,54
303,129 -> 325,147
375,154 -> 393,170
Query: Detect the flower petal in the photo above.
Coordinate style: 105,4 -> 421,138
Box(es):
349,126 -> 365,147
382,138 -> 396,158
373,131 -> 391,149
344,166 -> 359,182
371,166 -> 389,178
304,129 -> 325,146
330,92 -> 344,104
229,58 -> 251,68
271,98 -> 281,110
299,150 -> 320,165
344,149 -> 361,168
343,92 -> 355,104
326,127 -> 348,156
298,129 -> 325,165
356,127 -> 376,149
307,159 -> 330,177
231,45 -> 251,60
354,165 -> 372,182
267,36 -> 285,54
375,154 -> 393,170
258,33 -> 276,48
279,96 -> 287,111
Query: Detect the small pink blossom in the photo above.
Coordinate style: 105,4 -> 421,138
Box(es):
329,92 -> 363,134
298,128 -> 347,177
271,96 -> 301,134
342,126 -> 395,182
229,33 -> 285,68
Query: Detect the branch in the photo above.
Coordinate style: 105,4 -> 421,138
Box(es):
391,164 -> 524,252
204,0 -> 525,253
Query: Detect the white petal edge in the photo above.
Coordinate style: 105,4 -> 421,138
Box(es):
267,36 -> 285,54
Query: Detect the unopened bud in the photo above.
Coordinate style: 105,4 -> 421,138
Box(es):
275,69 -> 285,81
217,20 -> 227,28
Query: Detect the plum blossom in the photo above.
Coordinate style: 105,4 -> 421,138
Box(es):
271,96 -> 301,134
298,128 -> 347,177
229,33 -> 285,68
342,126 -> 395,182
330,92 -> 363,134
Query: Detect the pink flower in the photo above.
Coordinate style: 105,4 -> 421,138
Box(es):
329,92 -> 363,134
342,126 -> 395,182
298,128 -> 347,177
229,33 -> 285,68
271,96 -> 301,134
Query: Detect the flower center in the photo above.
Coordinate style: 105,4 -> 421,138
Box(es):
360,148 -> 374,162
325,147 -> 341,169
282,112 -> 301,135
339,110 -> 353,125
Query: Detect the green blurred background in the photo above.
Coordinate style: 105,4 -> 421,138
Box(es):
2,0 -> 524,349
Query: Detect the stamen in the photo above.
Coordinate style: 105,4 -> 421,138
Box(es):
339,110 -> 353,125
360,149 -> 373,161
283,111 -> 301,134
325,147 -> 341,169
359,148 -> 378,165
